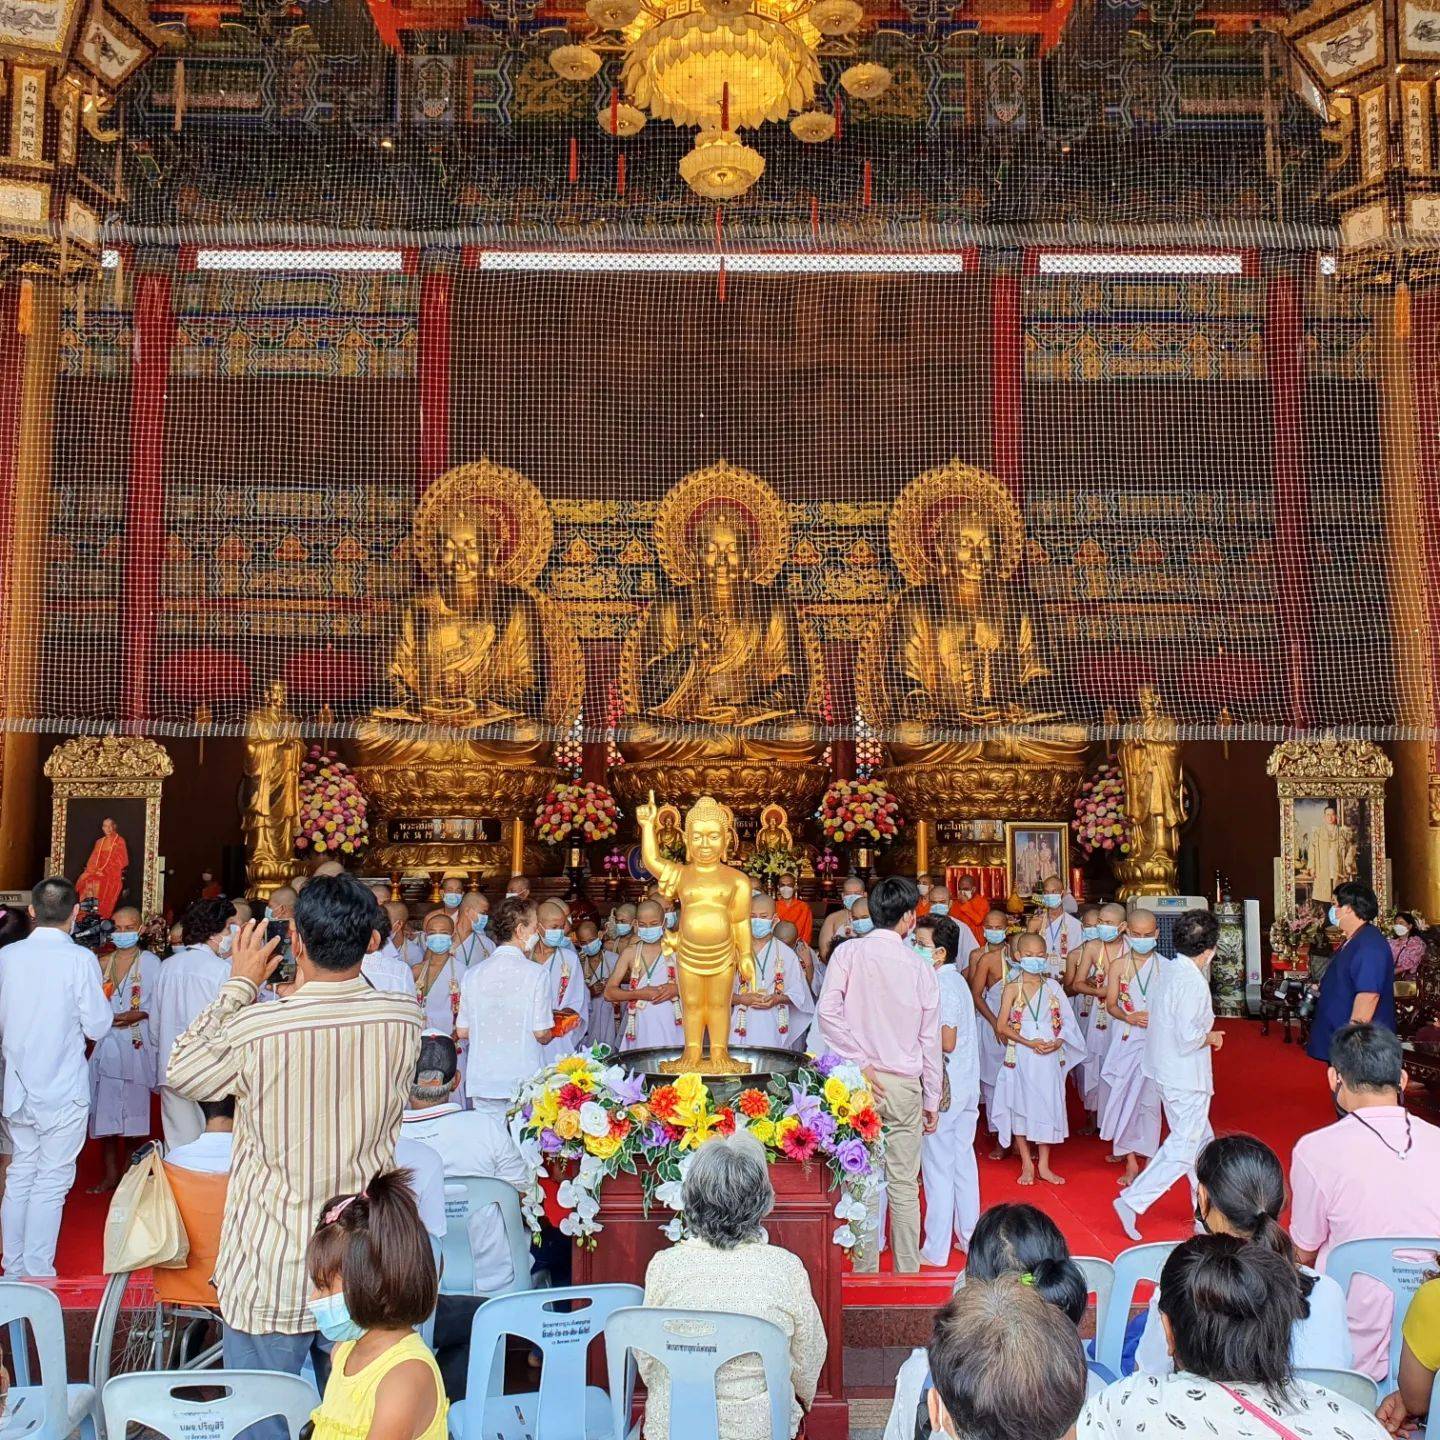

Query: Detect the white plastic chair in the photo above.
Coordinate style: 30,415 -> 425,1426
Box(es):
603,1307 -> 790,1440
439,1178 -> 534,1298
100,1370 -> 318,1440
1324,1236 -> 1440,1391
1095,1241 -> 1179,1378
0,1280 -> 100,1440
1074,1255 -> 1116,1353
449,1282 -> 643,1440
1295,1366 -> 1381,1411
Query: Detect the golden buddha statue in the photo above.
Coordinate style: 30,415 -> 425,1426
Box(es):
615,463 -> 827,815
1114,686 -> 1186,897
636,789 -> 754,1074
861,462 -> 1087,829
242,679 -> 303,898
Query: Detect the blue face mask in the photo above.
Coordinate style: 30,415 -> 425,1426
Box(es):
983,928 -> 1007,945
1019,955 -> 1049,975
580,937 -> 603,956
638,924 -> 664,944
912,942 -> 934,963
1081,925 -> 1099,942
442,892 -> 463,909
308,1292 -> 364,1344
929,902 -> 951,916
1040,893 -> 1062,909
664,912 -> 678,929
472,914 -> 489,934
1129,935 -> 1158,955
842,892 -> 861,910
1097,923 -> 1120,942
851,917 -> 875,935
543,927 -> 566,948
1328,905 -> 1339,926
613,922 -> 633,937
750,917 -> 774,938
111,931 -> 140,949
425,933 -> 452,955
263,907 -> 275,922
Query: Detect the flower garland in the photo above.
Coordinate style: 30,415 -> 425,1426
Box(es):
534,782 -> 620,846
742,844 -> 804,884
294,746 -> 369,858
1072,760 -> 1129,857
509,1050 -> 883,1251
816,779 -> 902,847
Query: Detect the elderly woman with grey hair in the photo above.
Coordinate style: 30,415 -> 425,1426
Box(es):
637,1131 -> 826,1439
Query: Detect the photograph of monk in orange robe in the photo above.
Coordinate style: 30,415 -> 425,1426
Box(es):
76,815 -> 129,919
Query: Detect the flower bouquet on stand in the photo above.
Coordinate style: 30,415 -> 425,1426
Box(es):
294,746 -> 368,861
533,782 -> 620,849
1072,761 -> 1129,859
816,779 -> 902,879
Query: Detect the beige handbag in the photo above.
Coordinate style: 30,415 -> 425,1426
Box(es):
103,1144 -> 190,1273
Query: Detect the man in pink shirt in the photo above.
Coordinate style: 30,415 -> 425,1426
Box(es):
1290,1023 -> 1440,1381
817,874 -> 941,1274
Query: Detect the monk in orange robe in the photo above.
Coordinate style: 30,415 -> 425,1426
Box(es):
77,816 -> 129,919
952,872 -> 989,946
774,870 -> 813,947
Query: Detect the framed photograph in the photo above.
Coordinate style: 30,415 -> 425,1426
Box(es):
1267,738 -> 1390,918
1005,821 -> 1070,899
44,735 -> 172,920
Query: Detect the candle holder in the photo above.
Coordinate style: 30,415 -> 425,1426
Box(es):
565,844 -> 588,901
816,846 -> 840,896
853,843 -> 874,883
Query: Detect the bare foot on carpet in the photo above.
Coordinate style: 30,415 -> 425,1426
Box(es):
1017,1164 -> 1036,1186
1038,1167 -> 1066,1186
87,1178 -> 119,1195
1104,1152 -> 1126,1164
988,1145 -> 1009,1161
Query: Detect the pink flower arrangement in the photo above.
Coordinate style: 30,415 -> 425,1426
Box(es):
816,779 -> 903,847
534,782 -> 620,846
1072,760 -> 1129,857
294,746 -> 369,858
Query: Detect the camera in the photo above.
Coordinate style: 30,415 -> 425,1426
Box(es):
267,917 -> 296,985
73,897 -> 115,954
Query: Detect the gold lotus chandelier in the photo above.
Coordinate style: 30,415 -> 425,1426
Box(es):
558,0 -> 888,198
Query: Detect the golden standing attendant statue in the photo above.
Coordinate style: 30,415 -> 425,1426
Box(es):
242,680 -> 303,899
635,789 -> 755,1074
1115,686 -> 1186,898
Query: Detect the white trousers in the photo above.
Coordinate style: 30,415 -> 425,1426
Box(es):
160,1087 -> 204,1151
2,1103 -> 89,1276
919,1102 -> 980,1265
1122,1084 -> 1213,1218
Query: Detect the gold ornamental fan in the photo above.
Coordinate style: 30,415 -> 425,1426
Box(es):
597,101 -> 647,136
790,109 -> 837,142
809,0 -> 863,33
550,44 -> 603,81
840,60 -> 892,98
586,0 -> 642,24
678,127 -> 766,198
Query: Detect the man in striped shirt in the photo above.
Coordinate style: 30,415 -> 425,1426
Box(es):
166,874 -> 422,1389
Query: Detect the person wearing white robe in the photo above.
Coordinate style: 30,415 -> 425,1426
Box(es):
574,920 -> 618,1053
382,900 -> 422,969
1038,877 -> 1084,987
536,900 -> 590,1061
453,893 -> 495,970
1114,909 -> 1223,1241
731,895 -> 814,1052
153,897 -> 235,1150
917,915 -> 981,1264
991,935 -> 1086,1186
1099,913 -> 1163,1187
88,909 -> 160,1187
1073,905 -> 1129,1122
605,902 -> 684,1052
362,937 -> 419,997
413,911 -> 466,1039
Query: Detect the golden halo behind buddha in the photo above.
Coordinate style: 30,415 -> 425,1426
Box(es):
651,460 -> 789,585
411,459 -> 553,587
888,460 -> 1024,585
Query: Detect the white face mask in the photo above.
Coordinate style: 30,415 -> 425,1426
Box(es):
778,885 -> 795,899
522,931 -> 539,955
1395,924 -> 1410,937
217,931 -> 234,957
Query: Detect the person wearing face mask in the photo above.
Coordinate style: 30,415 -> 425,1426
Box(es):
952,875 -> 988,948
1114,909 -> 1224,1241
457,897 -> 556,1114
731,893 -> 813,1053
831,894 -> 876,956
87,905 -> 161,1194
534,900 -> 589,1062
361,908 -> 420,999
608,902 -> 638,953
818,876 -> 867,962
0,876 -> 112,1277
413,911 -> 465,1041
924,887 -> 978,972
153,895 -> 237,1151
1038,875 -> 1084,984
574,918 -> 619,1052
1306,880 -> 1395,1065
1388,910 -> 1426,976
915,915 -> 981,1265
970,909 -> 1017,1153
438,877 -> 466,913
379,900 -> 421,970
991,932 -> 1086,1187
773,871 -> 814,948
504,875 -> 531,903
816,876 -> 940,1275
1069,902 -> 1129,1135
1098,908 -> 1163,1189
453,892 -> 494,969
604,899 -> 684,1052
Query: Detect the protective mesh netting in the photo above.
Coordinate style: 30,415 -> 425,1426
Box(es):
19,32 -> 1438,746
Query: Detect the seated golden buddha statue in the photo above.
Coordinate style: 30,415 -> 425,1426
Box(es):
618,466 -> 825,772
860,463 -> 1085,771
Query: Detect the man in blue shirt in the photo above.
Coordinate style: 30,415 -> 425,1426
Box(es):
1306,880 -> 1396,1062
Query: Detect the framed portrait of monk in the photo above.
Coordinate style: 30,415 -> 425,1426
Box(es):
1006,822 -> 1070,900
44,735 -> 173,920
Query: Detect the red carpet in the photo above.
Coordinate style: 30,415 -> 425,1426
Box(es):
48,1017 -> 1331,1304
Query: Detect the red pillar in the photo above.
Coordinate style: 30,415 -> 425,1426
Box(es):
418,268 -> 452,490
990,259 -> 1023,494
122,270 -> 175,724
1265,267 -> 1309,728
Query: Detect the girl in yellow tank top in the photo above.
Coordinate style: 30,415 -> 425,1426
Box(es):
304,1171 -> 448,1440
